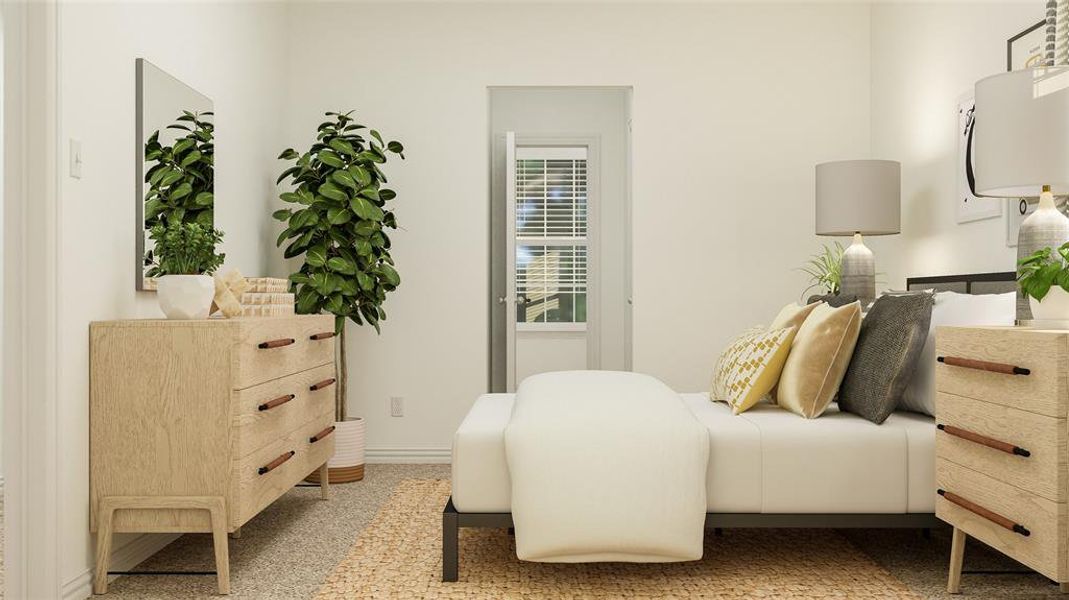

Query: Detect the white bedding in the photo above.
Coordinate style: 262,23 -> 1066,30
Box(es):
453,393 -> 935,514
503,371 -> 709,562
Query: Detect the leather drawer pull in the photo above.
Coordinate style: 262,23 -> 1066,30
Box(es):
310,332 -> 336,340
309,378 -> 336,391
938,489 -> 1030,536
310,426 -> 336,444
937,424 -> 1030,457
937,356 -> 1030,376
258,394 -> 295,412
258,451 -> 296,475
258,338 -> 295,350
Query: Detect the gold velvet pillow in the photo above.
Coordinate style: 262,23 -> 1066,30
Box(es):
769,301 -> 820,333
711,326 -> 798,415
775,301 -> 862,419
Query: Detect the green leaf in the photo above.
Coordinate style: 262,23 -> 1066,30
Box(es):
379,188 -> 397,201
169,182 -> 193,201
159,170 -> 184,187
306,244 -> 328,267
280,192 -> 303,203
317,149 -> 345,169
272,208 -> 292,221
350,196 -> 383,221
278,148 -> 299,160
331,170 -> 358,191
359,187 -> 381,203
327,256 -> 357,275
172,138 -> 195,155
349,165 -> 372,187
179,150 -> 202,168
379,263 -> 401,287
194,209 -> 213,227
329,137 -> 356,156
325,293 -> 345,314
276,166 -> 300,185
356,271 -> 373,290
193,191 -> 214,207
327,206 -> 352,225
318,181 -> 349,203
387,141 -> 404,155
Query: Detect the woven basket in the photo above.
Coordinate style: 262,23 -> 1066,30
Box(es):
306,417 -> 365,484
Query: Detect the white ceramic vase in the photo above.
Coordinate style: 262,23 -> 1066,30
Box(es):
157,274 -> 215,320
1029,286 -> 1069,321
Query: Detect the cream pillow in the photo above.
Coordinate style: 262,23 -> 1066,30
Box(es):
711,326 -> 798,415
769,301 -> 819,332
775,301 -> 862,419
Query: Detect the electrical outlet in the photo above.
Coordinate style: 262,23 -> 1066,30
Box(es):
69,139 -> 83,179
389,396 -> 404,417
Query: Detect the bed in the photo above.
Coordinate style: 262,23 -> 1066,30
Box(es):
442,271 -> 1017,582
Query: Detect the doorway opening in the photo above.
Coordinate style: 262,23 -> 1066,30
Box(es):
489,87 -> 632,392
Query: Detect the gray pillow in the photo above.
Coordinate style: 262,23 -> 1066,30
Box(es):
806,293 -> 858,308
837,293 -> 934,424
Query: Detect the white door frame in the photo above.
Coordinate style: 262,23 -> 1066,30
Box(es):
503,134 -> 600,391
3,0 -> 62,597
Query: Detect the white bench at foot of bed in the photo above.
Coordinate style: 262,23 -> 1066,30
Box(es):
452,392 -> 937,515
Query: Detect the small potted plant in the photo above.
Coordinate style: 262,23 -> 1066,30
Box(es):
147,221 -> 225,319
1018,242 -> 1069,321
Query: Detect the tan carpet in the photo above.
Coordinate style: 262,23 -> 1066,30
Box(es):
317,479 -> 920,599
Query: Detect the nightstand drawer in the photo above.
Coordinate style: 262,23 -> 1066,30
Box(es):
231,363 -> 337,459
937,459 -> 1068,581
936,392 -> 1067,502
232,316 -> 336,389
935,326 -> 1068,418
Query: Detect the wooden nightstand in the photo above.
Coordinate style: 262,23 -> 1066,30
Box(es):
935,326 -> 1069,594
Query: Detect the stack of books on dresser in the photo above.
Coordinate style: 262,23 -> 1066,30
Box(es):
241,277 -> 295,316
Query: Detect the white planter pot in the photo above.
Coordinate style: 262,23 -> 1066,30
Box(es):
1029,286 -> 1069,321
157,274 -> 215,320
306,417 -> 366,484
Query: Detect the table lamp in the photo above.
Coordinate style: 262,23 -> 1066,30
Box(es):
974,66 -> 1069,322
815,159 -> 901,309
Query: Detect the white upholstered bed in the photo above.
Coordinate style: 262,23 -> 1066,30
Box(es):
441,272 -> 1017,582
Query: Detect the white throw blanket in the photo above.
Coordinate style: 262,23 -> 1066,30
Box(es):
504,371 -> 709,562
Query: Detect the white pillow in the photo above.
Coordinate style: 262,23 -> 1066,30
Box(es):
898,291 -> 1015,415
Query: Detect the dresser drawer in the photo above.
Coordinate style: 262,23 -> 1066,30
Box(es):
936,392 -> 1067,502
937,459 -> 1068,580
230,411 -> 336,528
935,327 -> 1068,418
231,315 -> 336,389
231,363 -> 336,459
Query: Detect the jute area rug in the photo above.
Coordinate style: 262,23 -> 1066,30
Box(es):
317,479 -> 919,599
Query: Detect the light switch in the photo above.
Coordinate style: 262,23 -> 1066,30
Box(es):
69,139 -> 82,179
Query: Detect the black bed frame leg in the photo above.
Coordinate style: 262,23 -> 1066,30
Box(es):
443,497 -> 459,582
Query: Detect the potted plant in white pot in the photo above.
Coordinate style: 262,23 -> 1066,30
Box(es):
147,221 -> 225,319
274,110 -> 405,483
1018,242 -> 1069,322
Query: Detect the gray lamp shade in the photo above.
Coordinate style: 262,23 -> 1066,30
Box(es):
815,160 -> 901,236
974,67 -> 1069,197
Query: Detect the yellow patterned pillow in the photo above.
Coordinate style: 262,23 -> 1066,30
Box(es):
711,326 -> 798,415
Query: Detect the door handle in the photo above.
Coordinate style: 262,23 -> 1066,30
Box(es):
497,296 -> 507,304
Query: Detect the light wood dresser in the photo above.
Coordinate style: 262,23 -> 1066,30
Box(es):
935,325 -> 1069,594
90,315 -> 338,595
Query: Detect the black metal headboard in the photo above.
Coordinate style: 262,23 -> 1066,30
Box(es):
905,271 -> 1016,295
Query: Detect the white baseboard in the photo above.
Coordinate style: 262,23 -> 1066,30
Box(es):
61,533 -> 181,600
365,446 -> 451,464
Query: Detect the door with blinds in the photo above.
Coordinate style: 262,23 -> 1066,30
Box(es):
504,133 -> 596,390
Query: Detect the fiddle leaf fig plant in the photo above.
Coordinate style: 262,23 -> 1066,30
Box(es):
1018,242 -> 1069,301
275,111 -> 405,422
143,110 -> 215,230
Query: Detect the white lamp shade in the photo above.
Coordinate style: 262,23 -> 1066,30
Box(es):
974,67 -> 1069,197
815,159 -> 901,236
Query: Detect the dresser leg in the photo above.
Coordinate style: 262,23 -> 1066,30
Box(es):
229,527 -> 241,539
319,462 -> 330,500
208,499 -> 231,595
93,500 -> 117,594
948,526 -> 966,594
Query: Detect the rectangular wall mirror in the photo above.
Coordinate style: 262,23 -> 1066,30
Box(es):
135,58 -> 214,291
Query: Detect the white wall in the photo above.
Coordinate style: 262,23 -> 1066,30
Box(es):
869,2 -> 1042,288
57,1 -> 288,592
280,2 -> 872,456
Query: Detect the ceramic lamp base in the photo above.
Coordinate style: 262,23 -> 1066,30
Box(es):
841,233 -> 875,310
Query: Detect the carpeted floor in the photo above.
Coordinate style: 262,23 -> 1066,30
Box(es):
102,465 -> 1066,599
